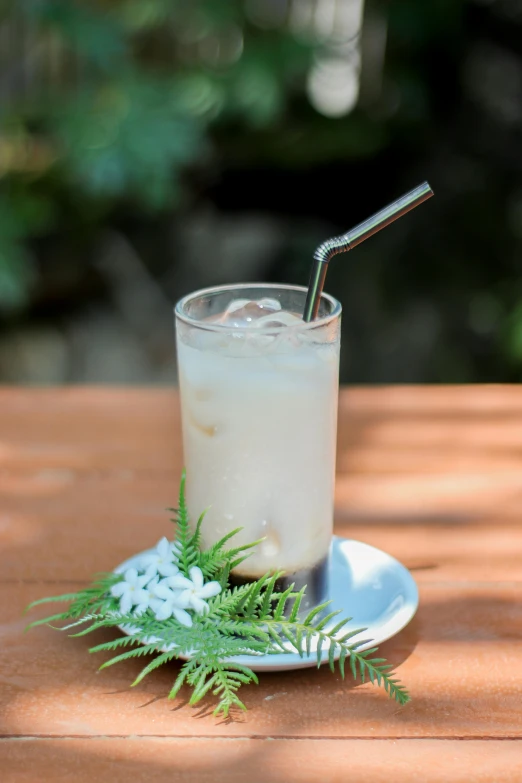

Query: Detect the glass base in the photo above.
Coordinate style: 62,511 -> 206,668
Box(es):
229,555 -> 329,615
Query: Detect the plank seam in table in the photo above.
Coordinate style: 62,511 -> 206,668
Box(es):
1,387 -> 522,782
2,735 -> 522,741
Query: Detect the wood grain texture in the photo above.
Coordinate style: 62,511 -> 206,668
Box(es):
2,739 -> 522,783
3,583 -> 521,739
0,386 -> 520,780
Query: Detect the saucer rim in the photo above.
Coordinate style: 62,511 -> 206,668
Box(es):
114,536 -> 418,672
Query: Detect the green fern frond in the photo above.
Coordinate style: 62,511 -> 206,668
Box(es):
211,667 -> 249,717
168,657 -> 200,700
131,650 -> 181,686
170,470 -> 199,576
89,635 -> 143,655
199,527 -> 243,563
273,583 -> 298,620
100,642 -> 165,670
25,575 -> 121,631
198,532 -> 263,582
25,470 -> 411,715
25,612 -> 74,631
288,586 -> 306,622
25,593 -> 84,612
189,507 -> 208,553
241,572 -> 276,618
246,614 -> 410,706
202,583 -> 255,620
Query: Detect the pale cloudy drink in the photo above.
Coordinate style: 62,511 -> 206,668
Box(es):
175,284 -> 341,609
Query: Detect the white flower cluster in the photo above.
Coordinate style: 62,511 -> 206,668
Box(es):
111,537 -> 221,627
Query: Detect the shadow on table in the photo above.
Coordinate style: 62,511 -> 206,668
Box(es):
2,389 -> 521,779
5,563 -> 522,779
3,628 -> 421,782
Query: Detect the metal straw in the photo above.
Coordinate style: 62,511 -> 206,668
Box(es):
303,181 -> 434,322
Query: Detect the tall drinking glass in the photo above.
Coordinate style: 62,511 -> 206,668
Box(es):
175,283 -> 341,610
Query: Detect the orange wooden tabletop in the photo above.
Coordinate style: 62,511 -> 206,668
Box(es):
1,386 -> 521,782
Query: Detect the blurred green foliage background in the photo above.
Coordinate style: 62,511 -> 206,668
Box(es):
1,0 -> 521,384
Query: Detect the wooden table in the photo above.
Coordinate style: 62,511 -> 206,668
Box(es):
1,387 -> 521,782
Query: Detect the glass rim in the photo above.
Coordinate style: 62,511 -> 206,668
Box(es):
174,283 -> 341,334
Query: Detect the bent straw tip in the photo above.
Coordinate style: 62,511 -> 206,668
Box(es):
304,180 -> 435,321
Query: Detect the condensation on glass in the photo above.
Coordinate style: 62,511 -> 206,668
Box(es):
175,284 -> 341,610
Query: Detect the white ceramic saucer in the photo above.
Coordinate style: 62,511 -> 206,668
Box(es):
114,537 -> 418,673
